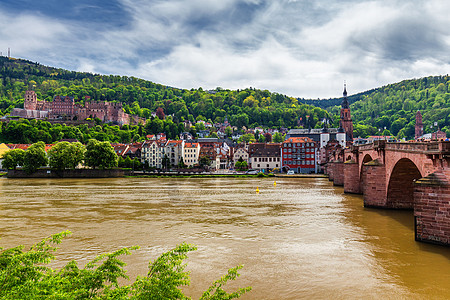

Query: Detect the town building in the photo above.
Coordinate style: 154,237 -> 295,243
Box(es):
183,142 -> 200,167
248,143 -> 281,172
431,130 -> 446,140
198,138 -> 221,171
165,140 -> 184,167
287,85 -> 353,170
0,143 -> 10,169
281,137 -> 317,174
141,137 -> 167,169
233,144 -> 249,167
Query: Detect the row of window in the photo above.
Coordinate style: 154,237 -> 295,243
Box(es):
286,160 -> 314,165
283,142 -> 315,147
253,157 -> 280,162
256,164 -> 279,168
284,154 -> 314,159
283,148 -> 313,153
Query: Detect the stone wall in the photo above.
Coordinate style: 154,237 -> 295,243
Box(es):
333,162 -> 344,186
328,162 -> 335,181
414,171 -> 450,246
362,160 -> 387,208
344,161 -> 361,194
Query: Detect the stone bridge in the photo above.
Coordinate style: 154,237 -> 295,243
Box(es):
326,140 -> 450,246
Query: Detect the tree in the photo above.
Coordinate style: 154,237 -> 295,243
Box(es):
48,141 -> 85,170
1,149 -> 25,170
23,142 -> 48,174
199,155 -> 211,169
162,154 -> 170,171
178,158 -> 187,169
84,139 -> 118,169
225,126 -> 233,137
208,131 -> 219,138
195,122 -> 206,131
0,231 -> 251,299
156,107 -> 165,120
272,132 -> 283,143
382,129 -> 392,136
235,158 -> 248,171
264,132 -> 272,143
238,133 -> 256,144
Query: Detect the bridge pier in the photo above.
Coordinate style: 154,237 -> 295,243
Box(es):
328,162 -> 335,181
333,162 -> 344,186
362,159 -> 387,208
344,160 -> 361,194
414,170 -> 450,246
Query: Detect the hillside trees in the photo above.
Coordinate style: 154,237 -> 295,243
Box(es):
0,57 -> 329,130
341,76 -> 450,139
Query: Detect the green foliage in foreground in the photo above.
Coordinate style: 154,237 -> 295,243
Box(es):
0,231 -> 251,299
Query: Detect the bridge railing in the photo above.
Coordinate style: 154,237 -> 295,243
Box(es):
437,141 -> 450,153
427,143 -> 440,151
354,141 -> 450,153
385,142 -> 430,152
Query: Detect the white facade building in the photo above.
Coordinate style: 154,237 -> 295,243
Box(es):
183,142 -> 200,167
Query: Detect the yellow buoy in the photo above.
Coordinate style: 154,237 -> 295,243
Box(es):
273,181 -> 277,187
256,187 -> 260,193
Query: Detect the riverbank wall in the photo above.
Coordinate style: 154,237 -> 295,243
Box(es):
7,168 -> 128,178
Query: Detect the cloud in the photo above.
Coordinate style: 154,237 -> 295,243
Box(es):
0,11 -> 69,56
0,0 -> 450,98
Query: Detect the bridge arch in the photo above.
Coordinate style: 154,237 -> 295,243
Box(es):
386,158 -> 422,209
359,154 -> 374,193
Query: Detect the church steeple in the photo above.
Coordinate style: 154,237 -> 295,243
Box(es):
339,82 -> 353,142
341,82 -> 349,109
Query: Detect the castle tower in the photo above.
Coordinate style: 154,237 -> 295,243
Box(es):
339,83 -> 353,141
415,111 -> 423,139
24,90 -> 37,110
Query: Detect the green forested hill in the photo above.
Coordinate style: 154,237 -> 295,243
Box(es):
0,57 -> 329,130
2,57 -> 449,142
318,76 -> 450,139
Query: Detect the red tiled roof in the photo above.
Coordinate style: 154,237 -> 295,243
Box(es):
7,144 -> 30,150
185,142 -> 199,148
283,137 -> 314,143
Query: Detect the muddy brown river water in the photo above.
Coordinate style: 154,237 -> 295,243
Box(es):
0,177 -> 449,299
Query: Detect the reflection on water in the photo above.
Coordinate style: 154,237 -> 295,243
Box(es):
0,177 -> 449,299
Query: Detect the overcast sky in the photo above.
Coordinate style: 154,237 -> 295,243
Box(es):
1,0 -> 449,98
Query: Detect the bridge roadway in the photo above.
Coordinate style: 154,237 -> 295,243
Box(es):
326,140 -> 450,246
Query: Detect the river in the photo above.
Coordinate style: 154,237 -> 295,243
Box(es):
0,177 -> 449,299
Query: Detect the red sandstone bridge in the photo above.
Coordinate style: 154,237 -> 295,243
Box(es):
326,140 -> 450,246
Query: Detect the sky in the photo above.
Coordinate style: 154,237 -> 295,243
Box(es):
0,0 -> 449,99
